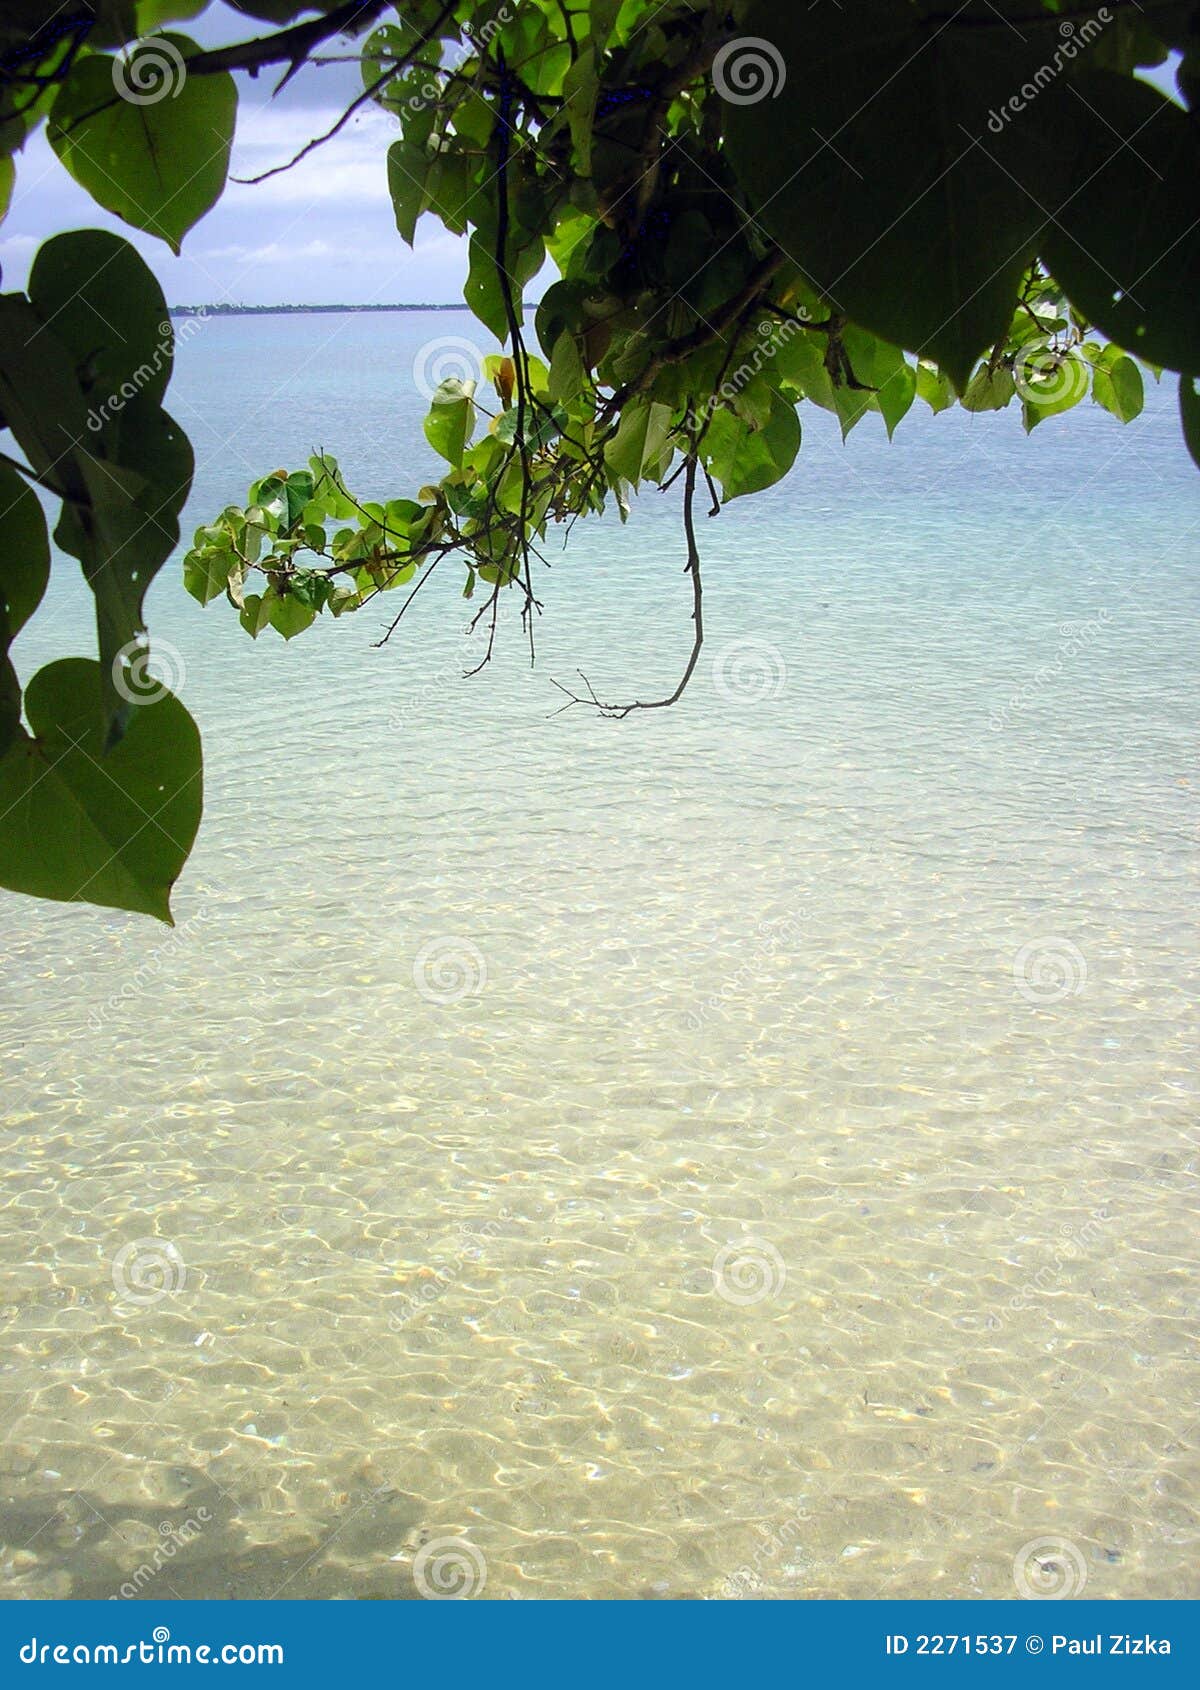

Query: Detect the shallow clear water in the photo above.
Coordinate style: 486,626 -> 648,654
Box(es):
1,314 -> 1197,1601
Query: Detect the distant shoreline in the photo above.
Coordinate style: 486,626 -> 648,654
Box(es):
167,303 -> 523,317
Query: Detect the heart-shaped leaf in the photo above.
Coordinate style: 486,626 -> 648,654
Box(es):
47,34 -> 236,253
0,461 -> 50,758
1040,73 -> 1200,375
724,1 -> 1109,392
0,657 -> 201,922
2,233 -> 195,741
1181,374 -> 1200,473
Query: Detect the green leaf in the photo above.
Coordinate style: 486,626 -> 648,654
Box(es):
767,330 -> 872,438
239,591 -> 271,639
251,470 -> 313,532
0,461 -> 51,643
493,400 -> 566,452
548,329 -> 586,404
603,399 -> 673,485
57,398 -> 193,743
286,569 -> 331,611
1180,373 -> 1200,472
423,377 -> 475,467
453,91 -> 494,149
465,226 -> 544,341
328,585 -> 361,617
961,365 -> 1016,413
1091,349 -> 1144,424
724,1 -> 1101,391
387,138 -> 429,245
841,326 -> 916,438
183,544 -> 236,605
267,591 -> 316,640
0,462 -> 51,758
47,34 -> 237,253
915,361 -> 955,414
0,235 -> 193,742
1041,74 -> 1200,374
29,227 -> 176,408
137,2 -> 206,26
0,657 -> 201,923
0,292 -> 92,499
0,654 -> 17,760
1013,343 -> 1089,431
561,46 -> 599,177
705,393 -> 801,500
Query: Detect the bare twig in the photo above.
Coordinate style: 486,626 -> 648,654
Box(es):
550,449 -> 704,719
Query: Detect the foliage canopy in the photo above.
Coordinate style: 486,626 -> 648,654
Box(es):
1,0 -> 1197,918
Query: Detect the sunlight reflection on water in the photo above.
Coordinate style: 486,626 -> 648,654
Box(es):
1,315 -> 1197,1599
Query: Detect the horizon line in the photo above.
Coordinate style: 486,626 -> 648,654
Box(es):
167,301 -> 534,315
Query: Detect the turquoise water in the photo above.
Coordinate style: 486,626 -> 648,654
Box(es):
1,314 -> 1197,1599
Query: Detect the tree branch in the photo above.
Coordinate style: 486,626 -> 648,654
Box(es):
551,451 -> 704,719
184,1 -> 393,80
600,248 -> 788,424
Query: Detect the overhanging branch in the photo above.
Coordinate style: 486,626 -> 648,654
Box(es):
551,450 -> 705,720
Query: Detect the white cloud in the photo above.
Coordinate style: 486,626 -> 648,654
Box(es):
223,102 -> 396,208
200,238 -> 351,262
0,60 -> 478,304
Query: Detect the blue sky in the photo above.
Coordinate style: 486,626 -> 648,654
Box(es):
1,4 -> 475,306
